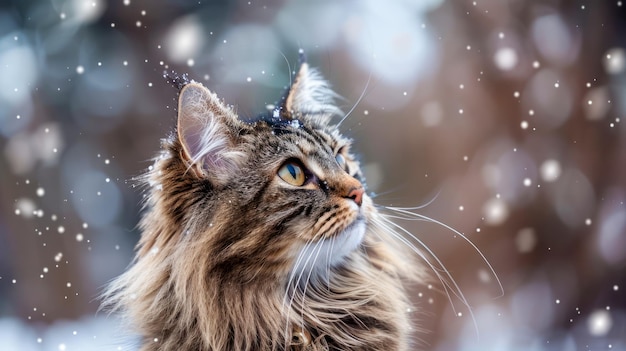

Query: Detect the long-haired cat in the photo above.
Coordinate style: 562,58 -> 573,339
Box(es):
103,56 -> 428,350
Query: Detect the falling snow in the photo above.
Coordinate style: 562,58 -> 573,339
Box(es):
494,47 -> 518,71
540,159 -> 562,182
0,1 -> 625,351
588,310 -> 613,336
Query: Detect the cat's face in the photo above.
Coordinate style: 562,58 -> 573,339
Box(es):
169,62 -> 374,283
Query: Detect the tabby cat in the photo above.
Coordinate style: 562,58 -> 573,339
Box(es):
104,56 -> 427,350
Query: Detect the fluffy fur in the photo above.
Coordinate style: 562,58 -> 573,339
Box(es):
103,61 -> 426,350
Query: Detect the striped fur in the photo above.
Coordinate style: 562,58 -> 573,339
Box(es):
103,62 -> 425,350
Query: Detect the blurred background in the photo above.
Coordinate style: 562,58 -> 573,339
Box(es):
1,0 -> 625,350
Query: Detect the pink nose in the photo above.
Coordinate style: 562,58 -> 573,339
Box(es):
346,187 -> 365,206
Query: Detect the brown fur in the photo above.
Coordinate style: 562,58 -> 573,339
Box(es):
103,62 -> 426,350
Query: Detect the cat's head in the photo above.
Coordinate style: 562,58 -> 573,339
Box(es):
149,60 -> 375,285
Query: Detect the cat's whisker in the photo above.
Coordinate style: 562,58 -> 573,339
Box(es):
281,237 -> 314,345
384,206 -> 504,299
300,238 -> 326,323
326,236 -> 336,292
336,66 -> 372,128
284,236 -> 324,343
372,188 -> 442,208
281,239 -> 314,344
295,234 -> 325,291
370,217 -> 460,308
383,213 -> 432,223
377,214 -> 482,339
378,217 -> 469,305
281,238 -> 310,346
370,218 -> 477,338
283,238 -> 315,307
279,50 -> 293,87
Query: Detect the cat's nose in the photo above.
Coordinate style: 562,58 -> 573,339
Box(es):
345,187 -> 365,207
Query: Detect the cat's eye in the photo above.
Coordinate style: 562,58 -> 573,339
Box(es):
335,153 -> 348,172
278,162 -> 306,186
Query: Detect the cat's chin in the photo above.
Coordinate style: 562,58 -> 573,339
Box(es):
332,216 -> 366,259
291,217 -> 366,282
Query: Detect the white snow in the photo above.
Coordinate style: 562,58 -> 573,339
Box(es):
493,47 -> 518,71
540,159 -> 561,182
483,197 -> 509,226
604,48 -> 625,74
587,309 -> 612,336
163,15 -> 204,64
0,316 -> 134,351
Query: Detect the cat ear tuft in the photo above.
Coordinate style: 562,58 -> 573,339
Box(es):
177,82 -> 244,182
281,61 -> 342,124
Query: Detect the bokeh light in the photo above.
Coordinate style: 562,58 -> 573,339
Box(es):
0,0 -> 625,350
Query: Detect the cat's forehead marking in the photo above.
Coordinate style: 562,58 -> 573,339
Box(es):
263,120 -> 336,152
291,130 -> 345,180
301,126 -> 336,152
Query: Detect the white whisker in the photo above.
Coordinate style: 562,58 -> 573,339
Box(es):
385,206 -> 504,299
380,217 -> 469,303
371,217 -> 460,307
337,69 -> 371,127
300,238 -> 325,321
326,236 -> 336,292
279,50 -> 293,87
283,238 -> 315,309
382,213 -> 432,223
294,239 -> 322,289
282,237 -> 316,346
284,237 -> 324,342
375,215 -> 481,338
380,189 -> 441,210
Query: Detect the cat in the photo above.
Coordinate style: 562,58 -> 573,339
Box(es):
103,54 -> 429,351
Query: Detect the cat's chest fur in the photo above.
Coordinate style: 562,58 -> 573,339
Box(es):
103,60 -> 423,351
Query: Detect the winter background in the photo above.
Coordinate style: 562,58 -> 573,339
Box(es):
1,0 -> 625,350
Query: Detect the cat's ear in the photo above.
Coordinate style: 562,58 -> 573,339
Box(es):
281,59 -> 341,124
177,82 -> 244,183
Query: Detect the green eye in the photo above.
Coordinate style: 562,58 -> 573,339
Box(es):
278,162 -> 306,186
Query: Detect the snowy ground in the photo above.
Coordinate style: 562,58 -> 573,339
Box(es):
0,316 -> 136,351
